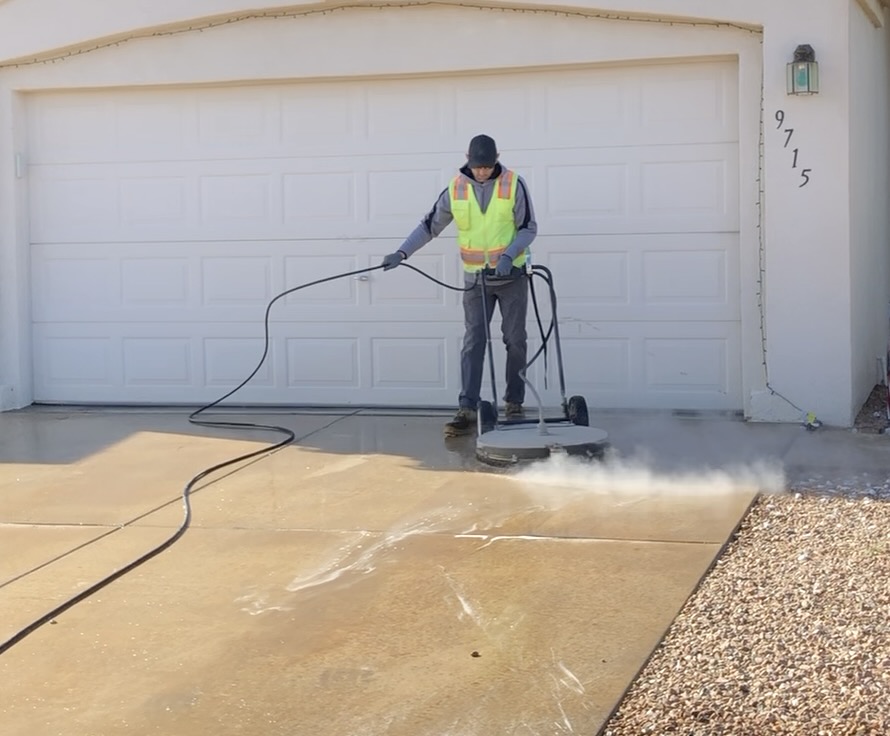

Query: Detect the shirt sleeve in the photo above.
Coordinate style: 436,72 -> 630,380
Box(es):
503,175 -> 537,260
398,188 -> 453,258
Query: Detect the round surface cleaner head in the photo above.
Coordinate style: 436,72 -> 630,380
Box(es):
475,423 -> 609,466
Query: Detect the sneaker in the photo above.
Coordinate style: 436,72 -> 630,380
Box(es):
504,402 -> 524,418
444,407 -> 476,437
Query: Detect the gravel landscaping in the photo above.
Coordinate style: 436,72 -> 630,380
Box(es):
602,488 -> 890,735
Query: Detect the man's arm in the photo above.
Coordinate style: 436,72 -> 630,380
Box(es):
398,188 -> 453,259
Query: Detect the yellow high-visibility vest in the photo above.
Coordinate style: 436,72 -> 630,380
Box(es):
449,168 -> 527,272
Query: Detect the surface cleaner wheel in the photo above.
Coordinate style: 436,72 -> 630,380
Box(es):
567,395 -> 589,426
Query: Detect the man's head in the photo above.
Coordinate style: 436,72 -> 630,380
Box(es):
466,134 -> 498,182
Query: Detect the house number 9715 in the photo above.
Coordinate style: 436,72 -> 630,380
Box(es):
775,110 -> 812,187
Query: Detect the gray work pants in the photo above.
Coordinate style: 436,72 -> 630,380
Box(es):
459,273 -> 528,410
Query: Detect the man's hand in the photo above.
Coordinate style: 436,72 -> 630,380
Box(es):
382,251 -> 406,271
495,254 -> 514,277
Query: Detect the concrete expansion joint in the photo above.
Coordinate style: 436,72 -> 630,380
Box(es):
458,533 -> 718,547
0,521 -> 117,529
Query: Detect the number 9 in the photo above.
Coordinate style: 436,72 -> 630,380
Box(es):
775,110 -> 785,129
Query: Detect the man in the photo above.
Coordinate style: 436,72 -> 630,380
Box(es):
381,134 -> 538,437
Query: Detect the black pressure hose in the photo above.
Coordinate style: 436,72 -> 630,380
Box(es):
526,266 -> 557,380
472,265 -> 561,423
0,261 -> 475,656
0,260 -> 562,655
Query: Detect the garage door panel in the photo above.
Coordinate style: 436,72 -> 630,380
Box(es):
116,99 -> 192,154
367,252 -> 451,307
371,338 -> 448,389
31,164 -> 187,243
281,89 -> 358,144
641,159 -> 729,218
539,233 -> 739,321
28,60 -> 742,409
32,321 -> 464,405
283,172 -> 356,223
545,250 -> 630,306
368,168 -> 446,223
543,62 -> 737,147
641,249 -> 729,304
640,69 -> 736,141
29,98 -> 116,164
31,254 -> 122,322
526,323 -> 740,411
205,337 -> 274,387
122,338 -> 193,387
643,336 -> 730,395
196,92 -> 277,150
27,60 -> 738,164
200,256 -> 273,306
32,315 -> 741,410
455,82 -> 534,135
33,333 -> 117,391
536,143 -> 738,235
199,173 -> 275,227
32,241 -> 466,325
30,173 -> 120,243
545,163 -> 627,218
31,157 -> 459,243
545,80 -> 626,136
287,337 -> 361,389
367,85 -> 450,139
547,337 -> 632,394
121,176 -> 190,228
121,258 -> 190,305
283,255 -> 363,306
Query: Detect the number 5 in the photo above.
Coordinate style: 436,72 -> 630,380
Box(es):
799,169 -> 812,187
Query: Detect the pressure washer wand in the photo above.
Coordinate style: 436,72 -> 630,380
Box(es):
480,268 -> 548,426
479,271 -> 500,420
520,371 -> 549,435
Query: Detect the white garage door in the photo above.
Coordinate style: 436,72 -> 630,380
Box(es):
28,60 -> 740,410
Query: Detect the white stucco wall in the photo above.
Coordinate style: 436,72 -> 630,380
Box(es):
849,2 -> 890,420
0,91 -> 29,410
0,0 -> 887,425
754,3 -> 855,424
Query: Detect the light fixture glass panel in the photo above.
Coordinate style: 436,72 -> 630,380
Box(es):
786,61 -> 819,95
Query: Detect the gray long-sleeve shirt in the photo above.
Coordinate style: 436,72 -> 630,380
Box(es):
397,163 -> 537,262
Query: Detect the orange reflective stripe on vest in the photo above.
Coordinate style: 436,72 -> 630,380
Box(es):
459,245 -> 509,264
497,170 -> 514,199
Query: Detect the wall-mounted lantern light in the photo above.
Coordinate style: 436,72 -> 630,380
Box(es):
786,44 -> 819,95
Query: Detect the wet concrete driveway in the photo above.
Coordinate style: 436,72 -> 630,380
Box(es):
1,406 -> 875,735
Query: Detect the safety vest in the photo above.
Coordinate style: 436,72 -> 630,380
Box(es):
449,168 -> 527,273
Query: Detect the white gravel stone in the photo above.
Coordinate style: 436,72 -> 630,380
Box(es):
603,490 -> 890,735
